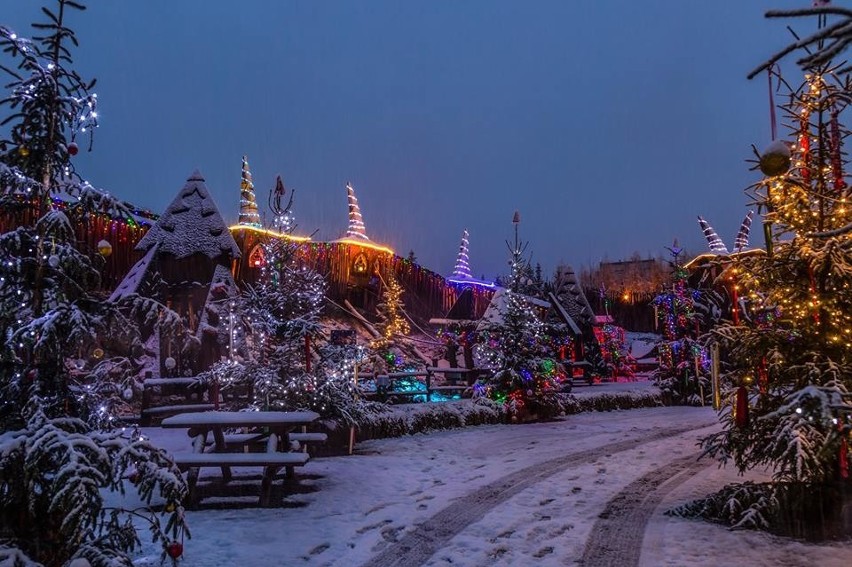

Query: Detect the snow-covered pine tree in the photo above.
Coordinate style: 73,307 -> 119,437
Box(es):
693,10 -> 852,535
652,243 -> 709,405
474,227 -> 559,420
0,3 -> 188,564
217,187 -> 376,423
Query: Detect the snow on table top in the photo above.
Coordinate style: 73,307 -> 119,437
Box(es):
160,410 -> 320,428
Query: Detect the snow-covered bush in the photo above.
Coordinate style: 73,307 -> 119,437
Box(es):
0,400 -> 188,566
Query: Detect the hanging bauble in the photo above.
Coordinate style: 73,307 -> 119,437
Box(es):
165,502 -> 176,513
166,541 -> 183,559
127,470 -> 139,485
47,254 -> 60,268
97,239 -> 112,257
122,387 -> 133,401
92,347 -> 104,359
759,140 -> 791,177
735,386 -> 749,428
67,141 -> 79,156
164,356 -> 177,370
18,146 -> 29,157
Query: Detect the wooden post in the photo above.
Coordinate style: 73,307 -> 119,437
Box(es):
426,369 -> 432,402
711,343 -> 721,410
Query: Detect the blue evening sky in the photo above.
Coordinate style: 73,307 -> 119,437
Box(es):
2,1 -> 820,279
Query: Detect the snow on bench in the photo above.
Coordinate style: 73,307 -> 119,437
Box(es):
142,403 -> 216,416
173,451 -> 311,507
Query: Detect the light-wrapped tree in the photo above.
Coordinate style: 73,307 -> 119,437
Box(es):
0,3 -> 188,564
684,9 -> 852,537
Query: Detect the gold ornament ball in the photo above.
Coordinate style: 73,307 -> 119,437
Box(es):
18,146 -> 29,157
759,141 -> 791,177
92,347 -> 104,359
97,239 -> 112,257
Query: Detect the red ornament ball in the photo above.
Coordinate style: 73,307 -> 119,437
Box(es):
166,541 -> 183,559
67,142 -> 79,156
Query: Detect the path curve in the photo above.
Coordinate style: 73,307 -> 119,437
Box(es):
579,452 -> 710,567
362,421 -> 715,567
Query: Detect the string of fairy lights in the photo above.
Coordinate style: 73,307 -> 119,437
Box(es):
744,71 -> 852,351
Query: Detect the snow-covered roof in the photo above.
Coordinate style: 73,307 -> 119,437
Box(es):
476,289 -> 548,332
197,264 -> 239,339
547,292 -> 582,336
108,244 -> 158,303
136,170 -> 241,260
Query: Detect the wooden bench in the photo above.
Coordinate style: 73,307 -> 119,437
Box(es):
171,451 -> 310,507
162,410 -> 321,507
207,431 -> 328,453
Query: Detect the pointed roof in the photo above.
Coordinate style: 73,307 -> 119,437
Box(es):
108,244 -> 158,303
238,155 -> 262,228
553,265 -> 595,329
451,229 -> 473,280
197,264 -> 239,340
136,170 -> 241,260
345,182 -> 370,240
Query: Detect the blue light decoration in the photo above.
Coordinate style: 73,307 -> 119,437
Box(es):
447,228 -> 495,288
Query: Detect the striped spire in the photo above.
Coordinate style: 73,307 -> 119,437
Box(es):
697,216 -> 729,254
733,211 -> 754,252
238,155 -> 261,227
345,182 -> 369,240
452,229 -> 473,280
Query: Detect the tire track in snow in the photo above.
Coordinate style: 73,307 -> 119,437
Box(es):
579,452 -> 710,567
362,421 -> 715,567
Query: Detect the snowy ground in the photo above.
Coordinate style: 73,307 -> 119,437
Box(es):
131,405 -> 848,566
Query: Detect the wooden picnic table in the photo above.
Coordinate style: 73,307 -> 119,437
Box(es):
161,410 -> 320,506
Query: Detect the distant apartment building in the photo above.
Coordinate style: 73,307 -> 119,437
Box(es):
583,257 -> 668,302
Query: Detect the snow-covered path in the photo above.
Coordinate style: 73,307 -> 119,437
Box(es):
137,407 -> 849,566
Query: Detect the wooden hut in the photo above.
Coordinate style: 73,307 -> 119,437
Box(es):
110,170 -> 241,375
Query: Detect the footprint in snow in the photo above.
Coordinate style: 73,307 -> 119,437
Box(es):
306,543 -> 329,557
356,519 -> 392,534
365,503 -> 390,516
533,546 -> 554,558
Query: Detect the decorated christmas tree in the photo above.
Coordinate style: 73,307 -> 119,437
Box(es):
473,213 -> 559,420
652,243 -> 709,404
0,3 -> 188,564
209,178 -> 374,424
373,272 -> 411,350
682,7 -> 852,536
